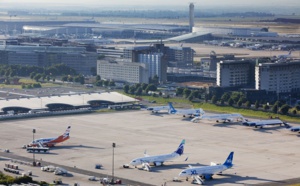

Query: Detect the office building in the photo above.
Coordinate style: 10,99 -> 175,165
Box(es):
97,60 -> 149,84
255,61 -> 300,93
0,45 -> 97,75
216,60 -> 253,87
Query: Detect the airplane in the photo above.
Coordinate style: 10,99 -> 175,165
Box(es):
129,139 -> 187,171
285,124 -> 300,132
278,50 -> 292,59
146,105 -> 170,113
28,126 -> 71,147
178,152 -> 234,185
191,113 -> 245,123
242,119 -> 287,128
168,102 -> 204,118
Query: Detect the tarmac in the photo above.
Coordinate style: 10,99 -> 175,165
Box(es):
0,110 -> 300,186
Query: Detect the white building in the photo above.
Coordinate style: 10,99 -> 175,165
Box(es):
97,60 -> 149,84
138,53 -> 166,82
255,61 -> 300,93
217,60 -> 251,87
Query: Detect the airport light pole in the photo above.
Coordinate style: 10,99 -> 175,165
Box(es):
112,142 -> 116,184
32,129 -> 36,166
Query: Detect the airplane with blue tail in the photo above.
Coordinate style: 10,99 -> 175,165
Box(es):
179,152 -> 234,184
129,139 -> 187,171
168,102 -> 204,118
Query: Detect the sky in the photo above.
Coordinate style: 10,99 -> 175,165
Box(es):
1,0 -> 299,7
0,0 -> 299,14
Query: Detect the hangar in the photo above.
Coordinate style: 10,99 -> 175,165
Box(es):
0,92 -> 137,114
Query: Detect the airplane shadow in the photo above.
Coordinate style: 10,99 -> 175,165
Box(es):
49,145 -> 104,151
252,126 -> 285,134
203,173 -> 285,185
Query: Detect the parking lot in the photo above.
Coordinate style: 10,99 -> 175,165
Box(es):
0,110 -> 300,185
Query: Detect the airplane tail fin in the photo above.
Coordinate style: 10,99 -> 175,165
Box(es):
223,151 -> 234,168
174,139 -> 185,156
168,102 -> 176,114
61,126 -> 71,139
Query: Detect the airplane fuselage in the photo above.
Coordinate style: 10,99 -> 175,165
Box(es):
130,152 -> 179,166
179,164 -> 228,177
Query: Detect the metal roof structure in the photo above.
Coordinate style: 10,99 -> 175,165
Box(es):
0,92 -> 137,111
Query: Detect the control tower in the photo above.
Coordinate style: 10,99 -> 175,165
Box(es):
189,3 -> 194,32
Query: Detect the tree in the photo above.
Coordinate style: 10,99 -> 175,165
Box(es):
176,87 -> 184,96
34,74 -> 42,82
135,87 -> 143,96
280,104 -> 290,115
272,105 -> 278,113
211,95 -> 217,104
183,88 -> 191,98
109,81 -> 115,86
245,101 -> 251,108
61,76 -> 68,82
96,75 -> 101,81
255,100 -> 259,109
228,98 -> 234,106
123,85 -> 129,93
263,104 -> 270,110
129,85 -> 136,94
103,80 -> 109,86
220,99 -> 225,105
95,80 -> 102,87
145,84 -> 157,93
67,76 -> 73,82
221,92 -> 230,102
296,105 -> 300,111
188,95 -> 194,102
141,83 -> 148,90
237,100 -> 243,107
292,109 -> 297,115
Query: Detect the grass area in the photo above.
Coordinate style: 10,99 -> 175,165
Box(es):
126,93 -> 300,123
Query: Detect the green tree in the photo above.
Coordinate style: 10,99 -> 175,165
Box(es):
237,100 -> 243,107
91,67 -> 97,76
129,85 -> 135,94
95,80 -> 102,87
109,81 -> 115,86
67,76 -> 73,82
211,95 -> 217,104
228,98 -> 234,106
245,101 -> 251,108
280,104 -> 290,115
221,92 -> 230,102
61,76 -> 68,82
183,88 -> 191,98
263,104 -> 270,110
255,100 -> 259,109
34,74 -> 42,82
135,87 -> 143,96
103,80 -> 109,86
96,75 -> 101,81
141,83 -> 148,90
145,84 -> 157,93
272,105 -> 278,113
176,87 -> 184,96
123,85 -> 129,93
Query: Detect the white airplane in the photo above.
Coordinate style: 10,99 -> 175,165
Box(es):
129,139 -> 186,171
191,113 -> 245,123
179,152 -> 234,185
168,102 -> 204,118
278,50 -> 292,59
285,125 -> 300,132
146,105 -> 170,113
28,126 -> 71,147
243,119 -> 287,128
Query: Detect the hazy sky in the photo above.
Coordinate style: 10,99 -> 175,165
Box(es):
1,0 -> 299,7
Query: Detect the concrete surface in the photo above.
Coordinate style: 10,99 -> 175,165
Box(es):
0,110 -> 299,186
